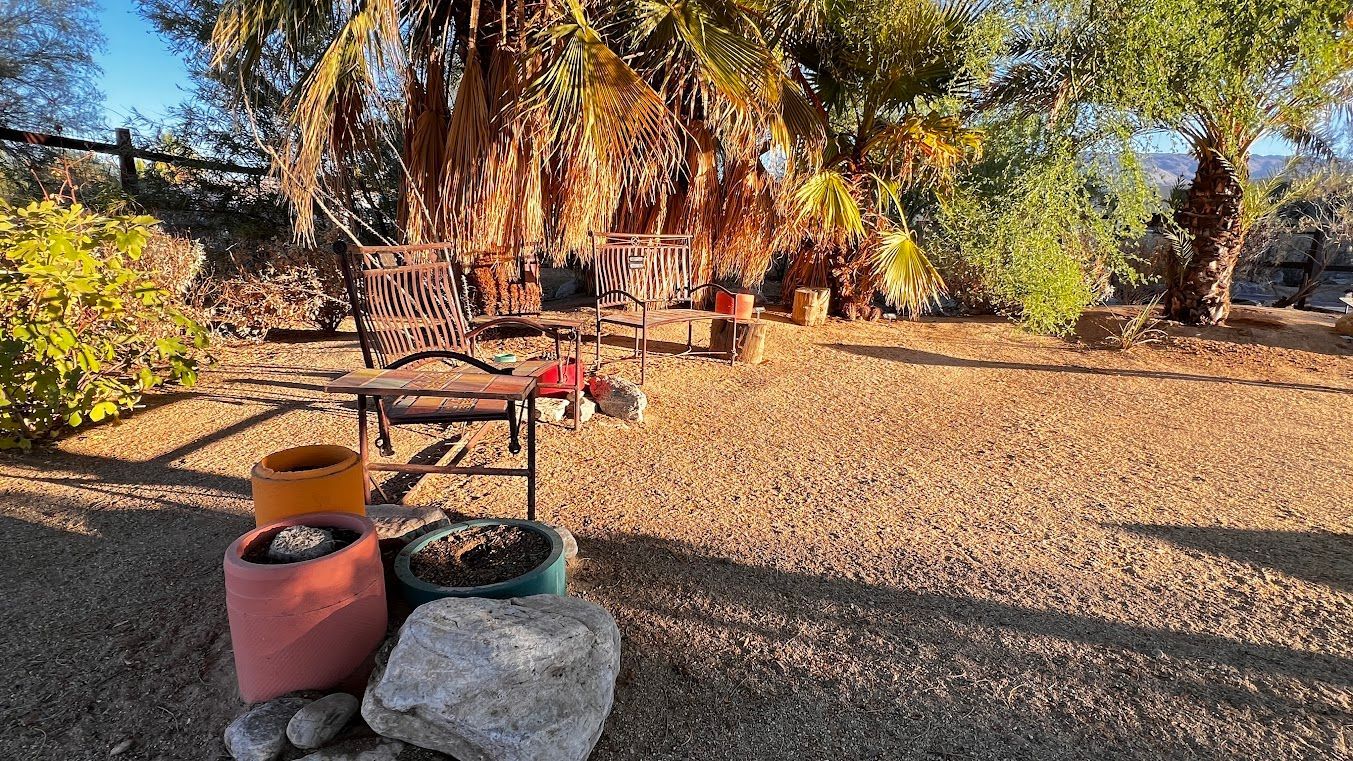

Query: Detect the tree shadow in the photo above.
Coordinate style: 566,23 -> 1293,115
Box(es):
831,344 -> 1353,395
1113,524 -> 1352,591
577,532 -> 1351,760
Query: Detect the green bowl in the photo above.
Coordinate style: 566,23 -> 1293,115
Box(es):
394,519 -> 566,606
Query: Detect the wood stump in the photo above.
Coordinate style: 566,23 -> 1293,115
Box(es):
710,319 -> 768,364
792,287 -> 830,327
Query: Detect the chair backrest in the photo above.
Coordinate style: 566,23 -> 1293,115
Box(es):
591,233 -> 693,308
336,242 -> 471,369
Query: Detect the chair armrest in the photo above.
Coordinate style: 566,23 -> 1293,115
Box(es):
465,316 -> 577,343
687,282 -> 737,300
386,349 -> 500,375
595,289 -> 655,310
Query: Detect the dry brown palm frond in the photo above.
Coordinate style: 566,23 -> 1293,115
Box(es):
400,61 -> 449,244
440,0 -> 492,248
528,0 -> 684,252
714,158 -> 779,284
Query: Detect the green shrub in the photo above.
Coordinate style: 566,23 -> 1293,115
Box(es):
0,200 -> 208,448
928,119 -> 1157,335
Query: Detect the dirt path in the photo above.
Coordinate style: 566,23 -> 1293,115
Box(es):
1,307 -> 1350,760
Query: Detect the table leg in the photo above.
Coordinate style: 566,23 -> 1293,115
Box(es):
357,394 -> 371,503
527,388 -> 537,521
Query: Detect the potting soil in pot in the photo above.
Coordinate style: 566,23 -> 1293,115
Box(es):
241,526 -> 361,564
410,525 -> 551,586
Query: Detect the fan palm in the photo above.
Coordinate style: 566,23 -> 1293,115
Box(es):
989,0 -> 1353,325
767,0 -> 987,318
209,0 -> 819,314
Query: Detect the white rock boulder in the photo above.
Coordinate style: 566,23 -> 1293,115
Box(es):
362,596 -> 621,761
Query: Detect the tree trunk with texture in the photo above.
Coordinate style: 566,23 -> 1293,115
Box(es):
466,258 -> 542,316
1164,150 -> 1245,325
827,248 -> 881,321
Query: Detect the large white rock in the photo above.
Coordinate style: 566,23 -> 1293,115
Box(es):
362,596 -> 621,761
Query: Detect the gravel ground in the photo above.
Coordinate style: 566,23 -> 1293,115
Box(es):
1,305 -> 1349,760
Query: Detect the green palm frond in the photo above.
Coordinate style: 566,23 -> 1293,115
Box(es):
529,0 -> 683,198
793,168 -> 865,242
875,222 -> 946,314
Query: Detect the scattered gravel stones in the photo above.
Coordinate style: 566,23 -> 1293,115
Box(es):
294,738 -> 405,761
266,526 -> 340,563
588,376 -> 646,422
287,693 -> 360,749
224,696 -> 310,761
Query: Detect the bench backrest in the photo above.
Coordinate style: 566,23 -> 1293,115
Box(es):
591,233 -> 693,309
336,242 -> 471,369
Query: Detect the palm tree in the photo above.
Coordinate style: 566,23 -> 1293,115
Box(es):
990,0 -> 1353,325
766,0 -> 988,319
210,0 -> 819,314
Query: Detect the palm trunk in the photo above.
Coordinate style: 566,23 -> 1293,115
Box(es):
827,246 -> 881,321
466,254 -> 542,316
1164,149 -> 1245,325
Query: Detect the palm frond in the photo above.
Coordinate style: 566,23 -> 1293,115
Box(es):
874,223 -> 946,315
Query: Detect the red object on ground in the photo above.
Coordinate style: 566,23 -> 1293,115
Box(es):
715,291 -> 755,321
536,359 -> 580,398
224,512 -> 387,703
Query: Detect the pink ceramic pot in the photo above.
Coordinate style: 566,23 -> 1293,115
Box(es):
224,512 -> 387,703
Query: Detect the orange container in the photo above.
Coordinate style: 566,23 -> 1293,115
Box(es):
224,512 -> 387,703
250,445 -> 365,527
715,291 -> 755,321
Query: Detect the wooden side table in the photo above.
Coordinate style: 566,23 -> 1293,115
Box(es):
326,367 -> 540,519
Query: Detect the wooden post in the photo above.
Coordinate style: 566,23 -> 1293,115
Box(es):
115,128 -> 137,191
792,287 -> 829,326
710,319 -> 768,364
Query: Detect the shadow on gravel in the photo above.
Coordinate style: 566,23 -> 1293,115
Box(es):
832,344 -> 1353,396
578,532 -> 1352,761
1115,523 -> 1353,591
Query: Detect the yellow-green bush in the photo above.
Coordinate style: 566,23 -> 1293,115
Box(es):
0,200 -> 208,448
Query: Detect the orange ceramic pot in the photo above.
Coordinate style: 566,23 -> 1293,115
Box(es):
250,445 -> 365,527
715,291 -> 755,321
224,512 -> 387,703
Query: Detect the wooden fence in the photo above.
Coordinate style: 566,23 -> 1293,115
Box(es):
0,126 -> 267,190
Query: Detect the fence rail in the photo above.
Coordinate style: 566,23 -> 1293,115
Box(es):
0,126 -> 268,189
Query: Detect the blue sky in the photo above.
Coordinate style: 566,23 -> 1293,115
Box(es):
95,0 -> 193,128
92,0 -> 1302,156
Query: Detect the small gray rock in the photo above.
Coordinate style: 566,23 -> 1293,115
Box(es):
365,504 -> 448,542
551,524 -> 579,561
534,397 -> 570,423
295,738 -> 405,761
588,376 -> 646,422
287,692 -> 359,749
224,696 -> 310,761
109,738 -> 134,756
567,396 -> 596,424
553,280 -> 579,299
267,526 -> 339,563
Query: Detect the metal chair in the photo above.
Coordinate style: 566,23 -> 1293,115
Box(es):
336,241 -> 585,459
591,232 -> 739,384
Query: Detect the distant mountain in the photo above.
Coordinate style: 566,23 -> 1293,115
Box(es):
1139,153 -> 1293,191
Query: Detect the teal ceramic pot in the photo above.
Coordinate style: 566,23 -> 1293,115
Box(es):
395,519 -> 566,606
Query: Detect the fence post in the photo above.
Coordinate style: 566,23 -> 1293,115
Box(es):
115,128 -> 137,191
